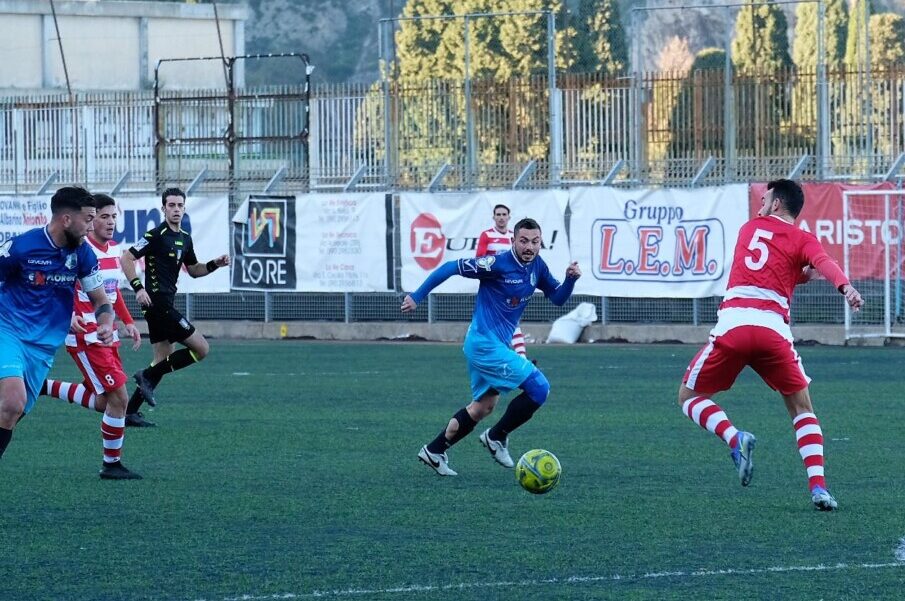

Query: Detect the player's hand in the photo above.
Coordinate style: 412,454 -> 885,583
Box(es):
70,314 -> 87,334
124,323 -> 142,351
215,254 -> 230,267
96,322 -> 114,346
401,294 -> 418,313
565,261 -> 582,280
842,284 -> 863,312
136,288 -> 152,307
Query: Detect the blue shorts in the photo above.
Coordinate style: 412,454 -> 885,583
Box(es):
0,331 -> 55,415
463,327 -> 534,400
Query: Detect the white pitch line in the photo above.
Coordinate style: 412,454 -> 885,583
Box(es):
201,560 -> 905,601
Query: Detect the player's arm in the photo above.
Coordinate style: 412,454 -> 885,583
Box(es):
400,260 -> 460,312
186,254 -> 230,278
802,238 -> 864,311
537,261 -> 582,306
475,232 -> 489,257
78,248 -> 114,344
122,231 -> 155,307
0,238 -> 20,282
113,292 -> 141,350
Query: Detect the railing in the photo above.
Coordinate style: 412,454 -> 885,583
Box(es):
1,65 -> 904,193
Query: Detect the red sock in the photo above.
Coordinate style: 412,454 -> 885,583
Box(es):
793,412 -> 826,491
101,413 -> 125,464
682,396 -> 739,448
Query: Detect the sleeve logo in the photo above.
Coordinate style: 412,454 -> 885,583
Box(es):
475,256 -> 495,271
133,238 -> 149,251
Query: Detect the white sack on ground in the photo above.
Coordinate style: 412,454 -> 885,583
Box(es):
546,302 -> 598,344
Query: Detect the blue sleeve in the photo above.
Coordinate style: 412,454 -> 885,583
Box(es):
409,260 -> 460,303
77,242 -> 99,278
536,262 -> 576,306
0,238 -> 20,282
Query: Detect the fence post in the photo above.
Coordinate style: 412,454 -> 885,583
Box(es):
264,290 -> 272,323
14,109 -> 24,191
344,292 -> 352,324
816,0 -> 829,180
185,293 -> 193,322
723,10 -> 736,182
547,11 -> 562,187
83,106 -> 96,185
464,15 -> 476,188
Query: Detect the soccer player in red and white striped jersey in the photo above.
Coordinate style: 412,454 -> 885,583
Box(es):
678,179 -> 863,511
476,204 -> 528,357
42,194 -> 144,479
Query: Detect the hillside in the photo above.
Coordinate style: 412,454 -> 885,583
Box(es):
241,0 -> 905,85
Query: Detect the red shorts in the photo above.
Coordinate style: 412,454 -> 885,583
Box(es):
66,344 -> 127,394
683,325 -> 810,396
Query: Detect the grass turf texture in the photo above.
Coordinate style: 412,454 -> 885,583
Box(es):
1,341 -> 903,600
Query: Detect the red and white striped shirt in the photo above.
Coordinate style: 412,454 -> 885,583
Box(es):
476,227 -> 512,257
65,237 -> 134,348
716,215 -> 849,337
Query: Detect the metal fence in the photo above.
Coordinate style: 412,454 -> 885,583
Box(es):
2,66 -> 903,194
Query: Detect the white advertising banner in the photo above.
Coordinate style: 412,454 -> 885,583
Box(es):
569,185 -> 748,297
400,190 -> 571,293
114,195 -> 230,293
296,193 -> 391,291
0,196 -> 52,243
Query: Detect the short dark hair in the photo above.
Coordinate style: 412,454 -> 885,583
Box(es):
50,186 -> 95,215
161,187 -> 186,205
493,204 -> 510,215
767,179 -> 805,218
92,193 -> 116,211
513,217 -> 541,236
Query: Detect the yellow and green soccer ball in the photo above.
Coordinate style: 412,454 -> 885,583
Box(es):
515,449 -> 561,494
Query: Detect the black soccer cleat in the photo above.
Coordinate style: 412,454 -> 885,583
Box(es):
133,370 -> 157,407
125,412 -> 156,428
99,461 -> 143,480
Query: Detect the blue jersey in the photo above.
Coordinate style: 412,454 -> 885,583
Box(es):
411,249 -> 576,345
0,227 -> 103,350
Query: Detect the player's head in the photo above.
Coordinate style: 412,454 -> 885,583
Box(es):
493,204 -> 510,231
512,217 -> 542,263
761,179 -> 805,219
161,187 -> 186,228
90,193 -> 117,244
50,186 -> 96,248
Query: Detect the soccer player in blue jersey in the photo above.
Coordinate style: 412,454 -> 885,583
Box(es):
402,217 -> 581,476
0,186 -> 133,478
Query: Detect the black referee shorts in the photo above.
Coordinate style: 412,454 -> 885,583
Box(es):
142,302 -> 196,344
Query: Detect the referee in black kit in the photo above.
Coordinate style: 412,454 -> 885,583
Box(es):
120,187 -> 230,427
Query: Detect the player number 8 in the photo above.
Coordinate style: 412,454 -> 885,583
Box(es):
104,374 -> 116,386
745,228 -> 773,271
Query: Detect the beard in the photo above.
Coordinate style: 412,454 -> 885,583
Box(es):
62,228 -> 84,249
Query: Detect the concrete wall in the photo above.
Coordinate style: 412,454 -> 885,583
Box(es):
0,0 -> 247,92
129,321 -> 877,347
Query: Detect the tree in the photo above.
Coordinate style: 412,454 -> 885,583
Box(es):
869,13 -> 905,69
868,13 -> 905,156
574,0 -> 628,75
844,0 -> 871,68
792,0 -> 848,71
648,37 -> 694,167
731,0 -> 792,73
669,48 -> 727,169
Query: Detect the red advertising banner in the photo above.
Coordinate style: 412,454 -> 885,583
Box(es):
748,182 -> 900,279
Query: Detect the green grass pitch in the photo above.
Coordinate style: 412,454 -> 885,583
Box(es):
2,341 -> 904,600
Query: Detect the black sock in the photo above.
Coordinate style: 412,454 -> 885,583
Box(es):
126,388 -> 144,415
0,427 -> 12,459
40,381 -> 48,396
426,407 -> 477,453
145,348 -> 198,382
488,392 -> 541,442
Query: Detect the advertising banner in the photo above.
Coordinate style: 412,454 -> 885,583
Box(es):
569,185 -> 749,297
749,182 -> 897,279
295,192 -> 391,292
0,194 -> 229,293
232,195 -> 297,291
400,190 -> 571,293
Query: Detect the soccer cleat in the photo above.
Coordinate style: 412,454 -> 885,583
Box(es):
730,431 -> 757,487
133,370 -> 157,407
99,461 -> 143,480
418,445 -> 457,476
125,412 -> 156,428
811,486 -> 838,511
479,429 -> 515,468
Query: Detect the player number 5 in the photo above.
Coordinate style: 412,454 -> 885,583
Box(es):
745,228 -> 773,271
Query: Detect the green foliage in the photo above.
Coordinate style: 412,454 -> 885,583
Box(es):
574,0 -> 628,75
792,0 -> 848,71
731,0 -> 792,73
844,0 -> 872,67
869,13 -> 905,69
668,48 -> 727,163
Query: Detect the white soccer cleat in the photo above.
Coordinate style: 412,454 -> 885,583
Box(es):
479,429 -> 515,468
418,445 -> 457,476
811,487 -> 838,511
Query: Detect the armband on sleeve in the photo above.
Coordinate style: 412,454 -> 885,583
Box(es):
206,260 -> 219,273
